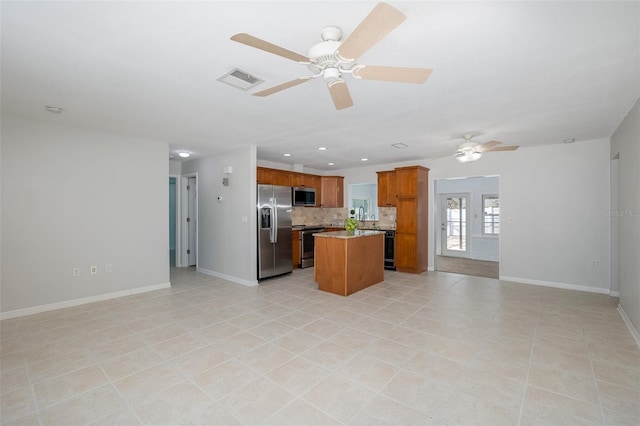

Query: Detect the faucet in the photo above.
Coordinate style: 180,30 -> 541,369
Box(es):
358,206 -> 365,221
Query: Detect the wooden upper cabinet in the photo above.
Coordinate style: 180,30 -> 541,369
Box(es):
256,167 -> 291,186
395,166 -> 428,198
272,169 -> 291,186
256,167 -> 273,184
377,170 -> 397,207
304,174 -> 321,191
290,172 -> 305,187
320,176 -> 344,208
257,168 -> 343,209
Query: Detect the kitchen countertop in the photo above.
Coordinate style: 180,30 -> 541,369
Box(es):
292,224 -> 394,231
314,230 -> 385,239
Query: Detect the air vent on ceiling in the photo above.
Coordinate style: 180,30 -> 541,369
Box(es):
217,68 -> 264,91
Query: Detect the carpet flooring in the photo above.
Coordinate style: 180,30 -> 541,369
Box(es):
436,255 -> 499,279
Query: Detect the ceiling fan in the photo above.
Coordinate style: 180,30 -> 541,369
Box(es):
230,2 -> 432,110
455,134 -> 519,162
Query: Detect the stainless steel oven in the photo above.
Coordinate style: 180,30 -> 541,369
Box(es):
384,230 -> 396,270
299,227 -> 324,268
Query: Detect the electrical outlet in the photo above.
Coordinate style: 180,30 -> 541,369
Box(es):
90,265 -> 98,275
73,267 -> 80,277
105,264 -> 112,273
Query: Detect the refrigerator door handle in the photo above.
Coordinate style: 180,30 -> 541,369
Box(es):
271,199 -> 278,243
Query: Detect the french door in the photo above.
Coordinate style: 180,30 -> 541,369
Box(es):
440,193 -> 470,257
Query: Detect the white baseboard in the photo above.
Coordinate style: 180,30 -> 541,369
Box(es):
0,282 -> 171,320
427,266 -> 435,272
499,276 -> 610,295
617,304 -> 640,349
196,267 -> 258,287
610,290 -> 620,297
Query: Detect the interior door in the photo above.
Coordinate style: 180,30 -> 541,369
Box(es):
186,176 -> 197,266
441,193 -> 470,257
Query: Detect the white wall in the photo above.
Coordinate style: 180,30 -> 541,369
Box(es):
611,97 -> 640,334
435,176 -> 500,261
181,146 -> 258,286
337,139 -> 612,293
169,160 -> 182,175
1,115 -> 170,317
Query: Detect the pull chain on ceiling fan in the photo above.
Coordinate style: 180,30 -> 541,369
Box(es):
230,2 -> 432,110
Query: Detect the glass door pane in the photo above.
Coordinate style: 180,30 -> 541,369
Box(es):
442,195 -> 469,256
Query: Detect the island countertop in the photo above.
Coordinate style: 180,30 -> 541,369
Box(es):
314,230 -> 384,238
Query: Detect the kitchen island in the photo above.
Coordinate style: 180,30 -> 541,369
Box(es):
314,230 -> 385,296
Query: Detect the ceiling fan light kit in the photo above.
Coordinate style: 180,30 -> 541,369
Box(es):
455,134 -> 519,163
230,2 -> 432,110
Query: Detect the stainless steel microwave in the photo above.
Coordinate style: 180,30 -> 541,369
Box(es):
292,187 -> 316,206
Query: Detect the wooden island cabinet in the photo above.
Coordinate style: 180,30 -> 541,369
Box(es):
314,230 -> 384,296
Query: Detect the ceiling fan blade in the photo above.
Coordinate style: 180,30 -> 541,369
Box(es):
484,145 -> 519,152
253,78 -> 312,97
337,3 -> 406,61
328,80 -> 354,110
355,65 -> 432,83
231,33 -> 311,63
480,140 -> 502,149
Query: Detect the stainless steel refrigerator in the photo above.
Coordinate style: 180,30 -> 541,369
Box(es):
257,184 -> 293,280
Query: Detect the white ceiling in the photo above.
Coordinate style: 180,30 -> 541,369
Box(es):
2,1 -> 638,171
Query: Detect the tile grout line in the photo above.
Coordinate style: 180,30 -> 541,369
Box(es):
516,302 -> 540,426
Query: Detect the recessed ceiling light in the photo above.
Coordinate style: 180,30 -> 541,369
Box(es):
45,105 -> 63,113
563,138 -> 576,144
318,147 -> 327,151
328,162 -> 335,166
283,153 -> 292,157
391,143 -> 408,149
178,152 -> 191,158
361,158 -> 368,162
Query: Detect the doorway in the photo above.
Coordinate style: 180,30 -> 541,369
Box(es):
611,156 -> 620,296
435,177 -> 500,279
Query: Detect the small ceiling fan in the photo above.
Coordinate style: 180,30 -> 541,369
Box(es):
456,134 -> 519,162
230,2 -> 432,110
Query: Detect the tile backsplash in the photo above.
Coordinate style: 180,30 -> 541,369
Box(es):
292,206 -> 396,229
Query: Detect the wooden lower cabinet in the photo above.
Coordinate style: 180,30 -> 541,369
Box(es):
292,230 -> 300,269
395,233 -> 417,272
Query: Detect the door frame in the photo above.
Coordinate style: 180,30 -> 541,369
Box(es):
169,174 -> 181,267
439,192 -> 471,258
180,172 -> 198,267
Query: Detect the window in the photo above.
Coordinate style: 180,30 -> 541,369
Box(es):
351,198 -> 371,219
483,195 -> 500,235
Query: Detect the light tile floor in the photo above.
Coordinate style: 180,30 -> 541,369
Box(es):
1,268 -> 639,425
